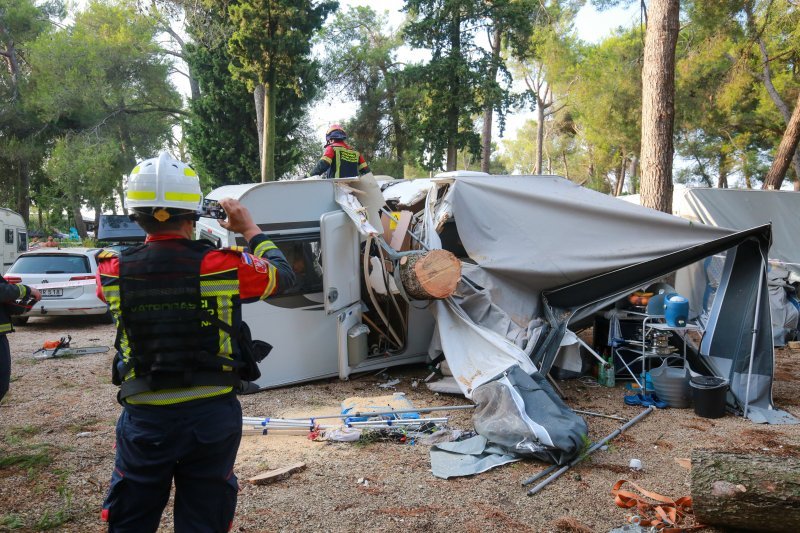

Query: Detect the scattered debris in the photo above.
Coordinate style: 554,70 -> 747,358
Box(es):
524,406 -> 655,496
377,378 -> 401,389
248,462 -> 306,486
628,458 -> 642,471
674,457 -> 691,470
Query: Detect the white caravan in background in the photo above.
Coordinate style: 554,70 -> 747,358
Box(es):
196,179 -> 435,390
0,208 -> 28,275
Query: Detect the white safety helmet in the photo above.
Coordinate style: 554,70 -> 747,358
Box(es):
125,152 -> 202,220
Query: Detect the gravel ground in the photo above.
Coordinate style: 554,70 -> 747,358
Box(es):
1,316 -> 799,532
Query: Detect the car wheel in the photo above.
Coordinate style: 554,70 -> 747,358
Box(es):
12,316 -> 29,326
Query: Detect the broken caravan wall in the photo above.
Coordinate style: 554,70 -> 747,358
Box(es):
443,176 -> 775,416
198,179 -> 434,390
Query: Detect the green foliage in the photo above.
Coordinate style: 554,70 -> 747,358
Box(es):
402,0 -> 487,170
20,0 -> 181,234
34,485 -> 73,530
320,6 -> 407,166
0,444 -> 54,470
0,514 -> 25,529
185,3 -> 324,183
222,0 -> 336,180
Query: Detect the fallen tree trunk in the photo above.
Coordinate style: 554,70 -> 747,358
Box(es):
398,250 -> 461,300
691,449 -> 800,532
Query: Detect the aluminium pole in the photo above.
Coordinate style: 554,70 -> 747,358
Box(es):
526,406 -> 655,496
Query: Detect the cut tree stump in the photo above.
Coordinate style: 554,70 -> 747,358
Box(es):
691,449 -> 800,532
248,462 -> 306,485
398,249 -> 461,300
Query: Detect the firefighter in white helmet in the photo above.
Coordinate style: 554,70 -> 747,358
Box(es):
98,152 -> 294,531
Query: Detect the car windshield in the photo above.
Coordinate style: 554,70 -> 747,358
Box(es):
8,254 -> 91,274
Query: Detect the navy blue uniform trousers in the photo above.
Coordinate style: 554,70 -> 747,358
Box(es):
0,336 -> 10,402
103,396 -> 242,532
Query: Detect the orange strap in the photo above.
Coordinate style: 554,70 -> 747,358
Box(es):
611,479 -> 705,532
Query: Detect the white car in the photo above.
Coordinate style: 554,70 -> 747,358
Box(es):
3,248 -> 111,325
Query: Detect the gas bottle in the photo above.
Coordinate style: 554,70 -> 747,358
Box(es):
665,294 -> 689,327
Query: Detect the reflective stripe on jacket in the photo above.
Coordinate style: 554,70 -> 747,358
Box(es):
97,233 -> 294,405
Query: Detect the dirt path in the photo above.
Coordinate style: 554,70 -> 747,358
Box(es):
1,316 -> 798,532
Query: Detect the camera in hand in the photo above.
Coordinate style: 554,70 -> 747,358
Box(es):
199,199 -> 226,220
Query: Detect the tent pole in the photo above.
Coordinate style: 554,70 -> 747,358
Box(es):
526,406 -> 655,496
743,256 -> 765,419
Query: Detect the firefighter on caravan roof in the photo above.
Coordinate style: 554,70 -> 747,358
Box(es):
97,152 -> 295,532
310,124 -> 371,179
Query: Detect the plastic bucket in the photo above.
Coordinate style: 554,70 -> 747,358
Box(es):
650,358 -> 691,408
690,376 -> 728,418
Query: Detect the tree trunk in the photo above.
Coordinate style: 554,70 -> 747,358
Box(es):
763,91 -> 800,190
717,151 -> 728,188
639,0 -> 679,213
398,250 -> 461,300
691,450 -> 800,532
445,11 -> 461,172
562,150 -> 570,180
116,185 -> 127,215
382,68 -> 405,165
16,160 -> 30,224
481,27 -> 502,174
629,155 -> 639,193
615,156 -> 627,196
262,69 -> 277,182
71,203 -> 87,238
254,84 -> 265,173
756,37 -> 800,182
93,202 -> 102,234
536,103 -> 545,174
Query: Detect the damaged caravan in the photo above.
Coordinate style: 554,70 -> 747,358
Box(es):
198,175 -> 786,437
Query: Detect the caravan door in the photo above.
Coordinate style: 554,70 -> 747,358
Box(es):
320,210 -> 363,379
321,210 -> 360,313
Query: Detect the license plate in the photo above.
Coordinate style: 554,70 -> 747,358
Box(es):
40,288 -> 63,297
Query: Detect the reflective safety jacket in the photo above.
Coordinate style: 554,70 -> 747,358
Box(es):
0,277 -> 33,335
310,141 -> 370,179
97,233 -> 294,406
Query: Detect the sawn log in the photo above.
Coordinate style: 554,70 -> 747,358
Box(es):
398,250 -> 461,300
691,449 -> 800,532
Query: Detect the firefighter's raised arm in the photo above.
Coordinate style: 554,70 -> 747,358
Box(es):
217,197 -> 296,296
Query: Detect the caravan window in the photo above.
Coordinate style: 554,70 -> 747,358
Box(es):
17,230 -> 27,252
272,236 -> 324,296
4,229 -> 12,244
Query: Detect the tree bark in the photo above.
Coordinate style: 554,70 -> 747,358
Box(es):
445,10 -> 461,172
398,250 -> 461,300
629,155 -> 639,193
381,67 -> 405,164
481,27 -> 502,174
615,156 -> 627,196
254,84 -> 265,172
763,91 -> 800,190
717,151 -> 728,188
755,37 -> 800,183
262,68 -> 277,182
71,203 -> 87,239
536,103 -> 545,174
691,449 -> 800,532
639,0 -> 679,213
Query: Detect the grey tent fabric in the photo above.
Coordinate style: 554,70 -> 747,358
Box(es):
430,435 -> 519,479
471,365 -> 588,464
446,176 -> 777,417
679,188 -> 800,273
